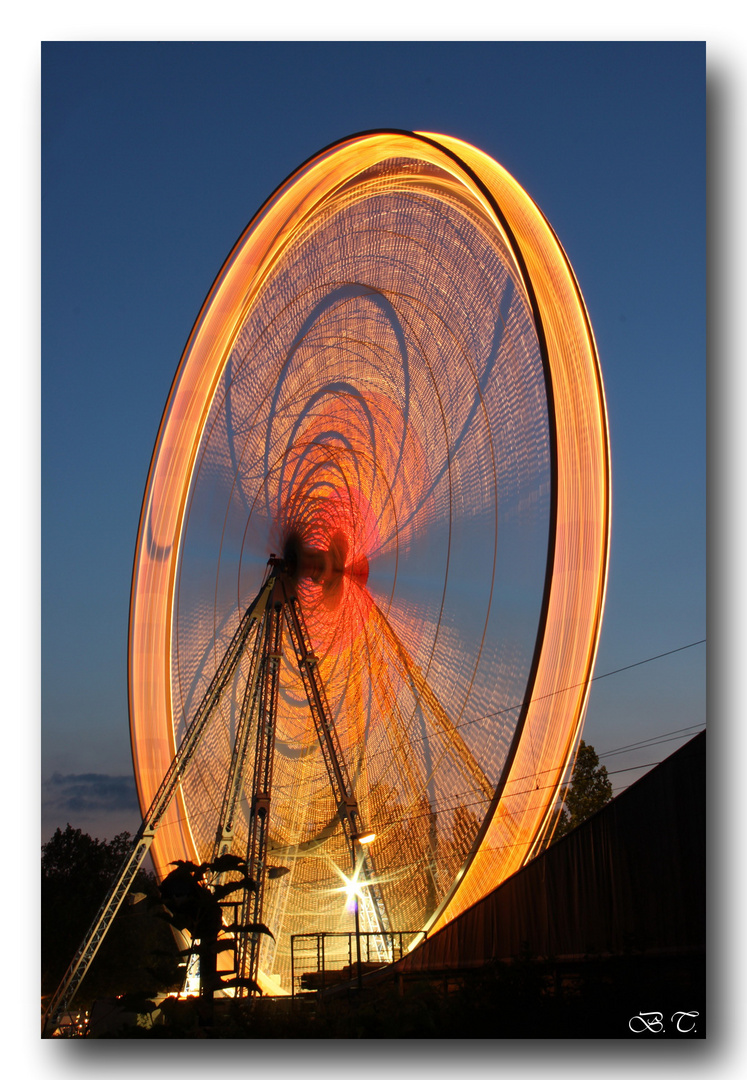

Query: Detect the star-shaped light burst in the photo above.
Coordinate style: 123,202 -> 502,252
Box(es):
333,857 -> 367,913
338,869 -> 365,913
331,834 -> 378,913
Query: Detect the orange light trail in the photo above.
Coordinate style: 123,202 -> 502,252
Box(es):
128,131 -> 610,989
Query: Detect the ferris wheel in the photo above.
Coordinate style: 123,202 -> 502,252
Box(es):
47,130 -> 610,1015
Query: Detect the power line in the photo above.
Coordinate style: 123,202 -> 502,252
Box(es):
107,719 -> 701,872
592,639 -> 706,684
599,725 -> 705,761
606,761 -> 662,777
472,638 -> 706,728
105,641 -> 706,856
167,717 -> 706,844
354,637 -> 706,774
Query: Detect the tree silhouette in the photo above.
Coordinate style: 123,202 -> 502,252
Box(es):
41,825 -> 182,1003
554,741 -> 613,838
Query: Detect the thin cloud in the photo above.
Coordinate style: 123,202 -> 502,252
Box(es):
43,772 -> 139,814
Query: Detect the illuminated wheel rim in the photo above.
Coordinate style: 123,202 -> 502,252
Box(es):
129,131 -> 610,991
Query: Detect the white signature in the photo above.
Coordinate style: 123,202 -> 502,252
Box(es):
628,1011 -> 699,1034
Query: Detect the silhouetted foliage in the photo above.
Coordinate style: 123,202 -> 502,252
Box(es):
555,741 -> 613,838
41,824 -> 182,1002
154,856 -> 271,1022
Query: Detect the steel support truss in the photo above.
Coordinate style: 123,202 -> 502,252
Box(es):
43,558 -> 389,1032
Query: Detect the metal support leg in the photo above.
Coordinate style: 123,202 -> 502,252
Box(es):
238,601 -> 283,993
42,571 -> 276,1031
282,586 -> 391,953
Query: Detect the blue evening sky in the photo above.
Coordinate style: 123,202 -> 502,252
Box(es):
41,41 -> 705,843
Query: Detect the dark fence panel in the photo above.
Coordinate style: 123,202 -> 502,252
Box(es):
398,731 -> 705,972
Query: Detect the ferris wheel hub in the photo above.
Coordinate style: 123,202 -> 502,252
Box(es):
278,527 -> 369,593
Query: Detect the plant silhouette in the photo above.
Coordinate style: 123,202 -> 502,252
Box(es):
156,853 -> 274,1023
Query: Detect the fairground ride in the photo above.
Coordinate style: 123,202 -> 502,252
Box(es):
44,130 -> 610,1026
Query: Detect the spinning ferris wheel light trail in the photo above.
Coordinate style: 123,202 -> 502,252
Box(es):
44,129 -> 609,1025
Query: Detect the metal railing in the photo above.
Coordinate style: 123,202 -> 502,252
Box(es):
290,930 -> 424,996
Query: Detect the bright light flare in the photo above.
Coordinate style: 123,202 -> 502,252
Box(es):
339,872 -> 364,913
330,855 -> 369,913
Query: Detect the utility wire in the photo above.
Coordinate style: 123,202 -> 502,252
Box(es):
116,641 -> 706,848
592,639 -> 706,684
353,637 -> 706,775
598,722 -> 704,759
156,733 -> 697,843
468,638 -> 706,729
